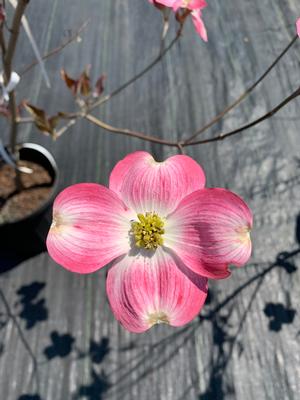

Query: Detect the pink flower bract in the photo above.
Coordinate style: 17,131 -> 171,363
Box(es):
47,151 -> 252,333
149,0 -> 208,41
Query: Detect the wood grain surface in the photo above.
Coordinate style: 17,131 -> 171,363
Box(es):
0,1 -> 299,399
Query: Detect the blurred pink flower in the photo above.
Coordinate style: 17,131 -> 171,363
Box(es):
149,0 -> 208,41
297,18 -> 300,37
47,152 -> 252,332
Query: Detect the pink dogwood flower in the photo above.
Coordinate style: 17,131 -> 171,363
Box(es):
297,18 -> 300,37
47,152 -> 252,333
149,0 -> 208,41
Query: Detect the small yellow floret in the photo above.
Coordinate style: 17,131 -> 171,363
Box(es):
131,212 -> 165,250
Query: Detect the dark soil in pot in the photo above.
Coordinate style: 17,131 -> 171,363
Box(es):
0,143 -> 58,272
0,160 -> 52,224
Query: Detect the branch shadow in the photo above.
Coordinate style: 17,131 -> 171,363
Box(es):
264,303 -> 296,332
44,331 -> 75,360
74,368 -> 111,400
16,282 -> 48,330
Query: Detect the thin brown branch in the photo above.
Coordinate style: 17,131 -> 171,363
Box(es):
4,0 -> 29,81
2,0 -> 30,189
55,118 -> 77,138
89,29 -> 182,111
20,19 -> 89,76
4,0 -> 30,149
160,13 -> 170,54
186,86 -> 300,146
16,116 -> 33,123
184,34 -> 299,144
0,2 -> 7,79
84,113 -> 178,147
56,82 -> 300,150
0,25 -> 6,57
177,141 -> 185,154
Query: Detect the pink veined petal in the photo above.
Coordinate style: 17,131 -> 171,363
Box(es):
187,0 -> 207,11
191,10 -> 208,41
149,0 -> 207,13
109,151 -> 206,216
106,248 -> 208,333
164,188 -> 253,279
297,18 -> 300,38
46,183 -> 135,274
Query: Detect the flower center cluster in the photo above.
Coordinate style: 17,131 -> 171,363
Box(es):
131,212 -> 165,250
148,311 -> 170,326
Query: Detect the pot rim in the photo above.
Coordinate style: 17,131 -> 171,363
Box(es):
0,142 -> 59,226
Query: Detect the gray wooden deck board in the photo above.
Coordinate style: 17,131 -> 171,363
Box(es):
0,0 -> 300,399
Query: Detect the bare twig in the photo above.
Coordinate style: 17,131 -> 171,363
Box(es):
4,0 -> 30,150
20,19 -> 89,76
177,141 -> 185,154
56,77 -> 300,150
55,118 -> 77,138
184,35 -> 299,144
186,86 -> 300,146
16,116 -> 33,123
0,1 -> 6,85
89,28 -> 182,111
4,0 -> 28,81
0,26 -> 6,57
160,14 -> 170,54
83,113 -> 178,146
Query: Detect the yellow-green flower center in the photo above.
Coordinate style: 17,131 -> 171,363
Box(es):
131,212 -> 165,250
148,311 -> 170,326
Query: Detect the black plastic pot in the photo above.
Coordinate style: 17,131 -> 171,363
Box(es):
0,143 -> 59,271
